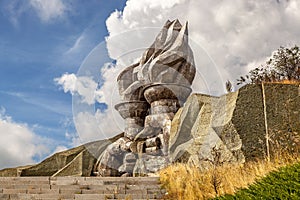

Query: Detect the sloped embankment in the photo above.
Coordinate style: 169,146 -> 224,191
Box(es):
215,161 -> 300,199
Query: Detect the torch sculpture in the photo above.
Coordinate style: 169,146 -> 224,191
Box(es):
95,19 -> 196,176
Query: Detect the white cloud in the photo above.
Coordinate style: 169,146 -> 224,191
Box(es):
97,63 -> 122,104
3,0 -> 29,27
54,73 -> 77,94
56,0 -> 300,143
73,110 -> 123,145
105,0 -> 300,94
29,0 -> 68,22
54,63 -> 122,108
55,63 -> 124,143
54,73 -> 98,105
65,34 -> 85,55
2,0 -> 69,26
52,145 -> 68,154
72,64 -> 125,143
0,108 -> 49,169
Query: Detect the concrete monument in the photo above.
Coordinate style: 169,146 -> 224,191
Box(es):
94,19 -> 196,176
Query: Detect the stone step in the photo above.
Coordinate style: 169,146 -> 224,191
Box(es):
0,177 -> 166,200
0,184 -> 51,189
0,177 -> 50,185
0,193 -> 164,200
0,177 -> 159,186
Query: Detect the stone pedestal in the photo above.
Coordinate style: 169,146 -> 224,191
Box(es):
115,101 -> 149,140
132,83 -> 192,174
142,84 -> 192,145
143,83 -> 192,106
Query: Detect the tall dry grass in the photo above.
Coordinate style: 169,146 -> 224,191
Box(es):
268,79 -> 300,84
159,152 -> 299,200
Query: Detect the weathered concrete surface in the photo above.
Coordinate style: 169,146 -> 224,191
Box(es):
0,134 -> 123,177
169,83 -> 300,168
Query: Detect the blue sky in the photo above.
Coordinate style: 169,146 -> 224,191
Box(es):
1,0 -> 300,169
0,0 -> 126,168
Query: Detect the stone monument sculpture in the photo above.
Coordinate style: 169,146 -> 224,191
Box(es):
94,19 -> 196,176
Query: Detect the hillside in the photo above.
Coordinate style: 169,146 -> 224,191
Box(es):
215,161 -> 300,199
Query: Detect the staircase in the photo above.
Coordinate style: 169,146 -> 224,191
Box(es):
0,177 -> 166,200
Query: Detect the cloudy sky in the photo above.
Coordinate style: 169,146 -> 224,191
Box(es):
0,0 -> 300,169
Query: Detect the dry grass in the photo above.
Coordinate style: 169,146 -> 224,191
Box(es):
159,152 -> 299,200
266,79 -> 300,84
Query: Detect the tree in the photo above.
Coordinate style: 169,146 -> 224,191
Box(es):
237,45 -> 300,85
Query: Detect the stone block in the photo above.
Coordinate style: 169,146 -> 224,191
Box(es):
150,99 -> 179,114
30,188 -> 59,194
125,184 -> 161,190
0,194 -> 9,200
59,188 -> 82,194
81,189 -> 105,194
84,177 -> 104,185
125,189 -> 147,195
118,163 -> 136,173
145,113 -> 174,128
50,185 -> 87,190
74,193 -> 114,199
115,193 -> 145,199
11,193 -> 75,200
50,177 -> 85,185
145,147 -> 161,155
123,152 -> 137,163
0,184 -> 50,190
2,189 -> 26,194
145,137 -> 161,148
